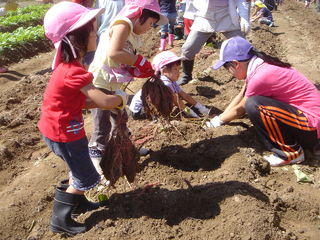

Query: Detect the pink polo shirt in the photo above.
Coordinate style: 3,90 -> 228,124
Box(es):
245,59 -> 320,138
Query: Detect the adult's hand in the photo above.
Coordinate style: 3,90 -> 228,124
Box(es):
240,17 -> 250,34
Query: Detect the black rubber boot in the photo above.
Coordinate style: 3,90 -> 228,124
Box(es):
177,59 -> 194,85
58,179 -> 103,218
71,195 -> 101,218
49,187 -> 86,236
174,27 -> 184,40
60,179 -> 69,189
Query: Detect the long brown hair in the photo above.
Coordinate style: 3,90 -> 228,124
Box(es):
61,19 -> 95,63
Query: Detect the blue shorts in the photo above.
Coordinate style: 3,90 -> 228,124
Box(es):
43,136 -> 101,191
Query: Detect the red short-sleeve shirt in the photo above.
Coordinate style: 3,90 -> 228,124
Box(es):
38,61 -> 93,142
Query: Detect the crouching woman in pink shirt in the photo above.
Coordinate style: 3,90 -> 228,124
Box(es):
206,36 -> 320,167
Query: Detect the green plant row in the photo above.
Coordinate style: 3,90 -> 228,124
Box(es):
5,4 -> 52,17
0,4 -> 51,32
0,25 -> 46,55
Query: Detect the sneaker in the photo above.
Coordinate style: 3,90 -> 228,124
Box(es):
263,149 -> 305,167
89,148 -> 103,158
139,147 -> 150,156
269,22 -> 274,27
89,148 -> 104,174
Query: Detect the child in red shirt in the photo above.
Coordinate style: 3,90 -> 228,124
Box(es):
38,1 -> 128,236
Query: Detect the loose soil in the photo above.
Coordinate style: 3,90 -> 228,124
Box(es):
0,1 -> 320,240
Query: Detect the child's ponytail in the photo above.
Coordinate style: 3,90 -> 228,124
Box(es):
141,74 -> 174,119
251,48 -> 291,68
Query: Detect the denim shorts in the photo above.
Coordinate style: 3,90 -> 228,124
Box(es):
43,136 -> 101,191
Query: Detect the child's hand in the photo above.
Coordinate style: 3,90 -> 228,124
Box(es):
194,103 -> 210,115
184,107 -> 199,118
205,115 -> 224,128
114,89 -> 128,110
132,55 -> 154,78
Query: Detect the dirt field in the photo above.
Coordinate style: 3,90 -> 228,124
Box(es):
0,1 -> 320,240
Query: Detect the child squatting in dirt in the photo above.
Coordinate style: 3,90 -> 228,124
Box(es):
38,1 -> 129,236
205,36 -> 320,167
251,1 -> 275,27
87,0 -> 168,174
129,51 -> 210,119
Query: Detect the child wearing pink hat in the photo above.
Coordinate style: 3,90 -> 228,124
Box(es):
158,0 -> 177,51
38,1 -> 128,236
129,51 -> 209,119
88,0 -> 168,170
206,36 -> 320,167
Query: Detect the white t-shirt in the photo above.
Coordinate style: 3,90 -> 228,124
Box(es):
161,75 -> 182,94
190,0 -> 250,33
183,0 -> 198,20
129,75 -> 182,113
129,89 -> 143,113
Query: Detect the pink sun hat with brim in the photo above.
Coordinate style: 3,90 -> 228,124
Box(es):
212,36 -> 254,70
152,51 -> 182,72
44,1 -> 105,70
117,0 -> 168,26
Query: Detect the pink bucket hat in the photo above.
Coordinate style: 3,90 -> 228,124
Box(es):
152,51 -> 182,72
44,1 -> 104,70
117,0 -> 168,26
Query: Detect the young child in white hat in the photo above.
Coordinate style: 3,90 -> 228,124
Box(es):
129,51 -> 210,119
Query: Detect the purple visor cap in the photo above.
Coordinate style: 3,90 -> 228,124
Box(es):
213,36 -> 254,70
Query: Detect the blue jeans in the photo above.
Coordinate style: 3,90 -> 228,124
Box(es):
160,11 -> 177,37
259,18 -> 273,26
43,136 -> 101,191
316,0 -> 320,12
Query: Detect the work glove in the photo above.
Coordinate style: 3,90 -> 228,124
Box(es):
240,17 -> 250,34
128,67 -> 154,78
184,107 -> 199,118
194,102 -> 210,116
114,89 -> 128,110
131,55 -> 154,78
236,0 -> 250,34
205,115 -> 224,128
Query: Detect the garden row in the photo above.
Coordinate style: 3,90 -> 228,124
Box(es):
0,4 -> 53,66
0,4 -> 51,32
